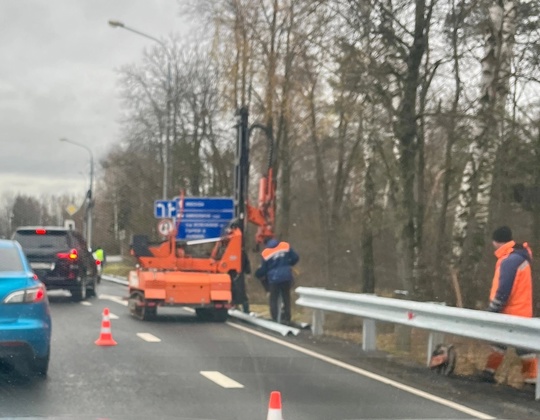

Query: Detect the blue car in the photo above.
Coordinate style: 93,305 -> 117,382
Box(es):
0,239 -> 51,376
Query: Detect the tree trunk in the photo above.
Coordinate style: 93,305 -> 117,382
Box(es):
275,0 -> 294,240
278,117 -> 292,240
531,123 -> 540,316
435,0 -> 461,304
307,82 -> 331,282
450,1 -> 517,307
394,0 -> 428,295
414,41 -> 439,301
361,137 -> 376,293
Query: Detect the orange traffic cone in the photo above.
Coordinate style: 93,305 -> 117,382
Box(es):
267,391 -> 283,420
95,308 -> 117,346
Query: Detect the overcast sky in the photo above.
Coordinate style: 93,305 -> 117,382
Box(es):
0,0 -> 188,200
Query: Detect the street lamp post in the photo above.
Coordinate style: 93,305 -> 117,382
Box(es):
108,19 -> 171,199
60,138 -> 94,250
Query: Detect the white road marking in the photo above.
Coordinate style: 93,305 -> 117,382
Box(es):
182,307 -> 195,313
80,301 -> 92,306
227,322 -> 494,420
109,313 -> 119,320
99,294 -> 128,307
137,333 -> 161,343
200,371 -> 244,389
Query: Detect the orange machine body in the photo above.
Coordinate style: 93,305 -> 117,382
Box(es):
128,227 -> 243,316
128,270 -> 231,306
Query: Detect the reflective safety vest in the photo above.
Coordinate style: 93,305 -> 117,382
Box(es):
93,248 -> 104,262
262,242 -> 291,261
490,241 -> 533,317
258,241 -> 299,284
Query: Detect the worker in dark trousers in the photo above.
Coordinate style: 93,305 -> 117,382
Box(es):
255,238 -> 299,323
479,226 -> 536,385
230,249 -> 252,314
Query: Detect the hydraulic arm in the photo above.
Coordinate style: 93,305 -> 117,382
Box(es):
234,107 -> 276,247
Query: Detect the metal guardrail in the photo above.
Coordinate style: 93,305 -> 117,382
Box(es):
106,255 -> 124,263
101,274 -> 129,286
295,286 -> 540,400
228,309 -> 300,336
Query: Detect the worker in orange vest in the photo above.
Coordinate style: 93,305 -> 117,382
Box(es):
479,226 -> 537,385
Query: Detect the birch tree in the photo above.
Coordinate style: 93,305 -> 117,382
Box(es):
450,0 -> 517,306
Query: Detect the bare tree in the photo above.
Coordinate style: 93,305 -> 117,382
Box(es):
450,0 -> 517,307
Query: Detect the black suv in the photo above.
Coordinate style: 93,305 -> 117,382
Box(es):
12,226 -> 99,301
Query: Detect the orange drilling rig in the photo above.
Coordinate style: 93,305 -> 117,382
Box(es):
127,107 -> 275,321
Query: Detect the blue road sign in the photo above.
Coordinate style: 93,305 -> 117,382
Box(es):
178,223 -> 230,240
181,197 -> 235,212
177,197 -> 234,240
154,200 -> 178,218
182,211 -> 234,221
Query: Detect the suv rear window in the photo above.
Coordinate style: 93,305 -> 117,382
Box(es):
14,230 -> 69,249
0,247 -> 25,272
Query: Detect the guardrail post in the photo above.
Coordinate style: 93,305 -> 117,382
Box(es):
362,319 -> 377,351
312,309 -> 324,336
426,332 -> 445,366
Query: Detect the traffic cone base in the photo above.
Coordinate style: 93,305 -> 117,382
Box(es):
95,307 -> 117,346
267,391 -> 283,420
95,335 -> 117,346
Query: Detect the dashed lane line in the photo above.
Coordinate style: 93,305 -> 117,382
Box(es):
99,294 -> 128,307
200,371 -> 244,389
137,333 -> 161,343
109,313 -> 119,320
80,301 -> 92,306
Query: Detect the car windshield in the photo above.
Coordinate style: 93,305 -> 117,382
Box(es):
13,231 -> 69,249
0,247 -> 24,272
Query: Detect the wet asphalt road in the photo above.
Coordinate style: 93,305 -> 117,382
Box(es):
0,281 -> 537,420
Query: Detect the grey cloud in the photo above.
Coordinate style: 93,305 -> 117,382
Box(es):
0,0 -> 187,198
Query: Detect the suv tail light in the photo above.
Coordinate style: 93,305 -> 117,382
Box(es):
3,286 -> 46,304
57,248 -> 78,260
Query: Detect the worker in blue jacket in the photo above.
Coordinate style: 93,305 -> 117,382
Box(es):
255,238 -> 299,323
